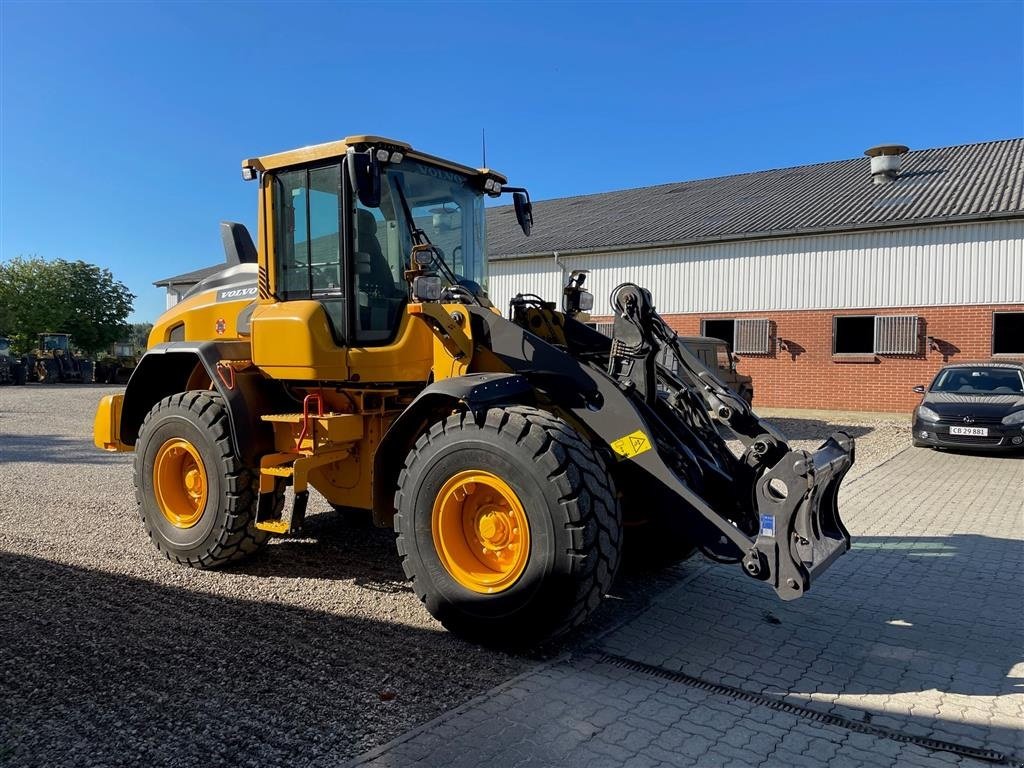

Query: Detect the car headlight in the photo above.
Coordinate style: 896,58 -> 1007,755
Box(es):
1002,410 -> 1024,426
916,405 -> 940,422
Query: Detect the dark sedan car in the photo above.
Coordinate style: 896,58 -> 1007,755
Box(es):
912,361 -> 1024,452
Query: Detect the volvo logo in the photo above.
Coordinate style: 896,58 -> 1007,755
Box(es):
962,416 -> 975,424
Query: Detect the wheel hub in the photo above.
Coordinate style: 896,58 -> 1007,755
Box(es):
153,438 -> 208,529
432,470 -> 531,594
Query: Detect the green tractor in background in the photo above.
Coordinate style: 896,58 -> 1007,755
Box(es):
24,333 -> 92,383
94,341 -> 139,385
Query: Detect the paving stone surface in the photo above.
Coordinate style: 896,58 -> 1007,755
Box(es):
351,448 -> 1024,767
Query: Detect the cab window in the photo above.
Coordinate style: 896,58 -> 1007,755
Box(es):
274,165 -> 342,300
353,181 -> 410,343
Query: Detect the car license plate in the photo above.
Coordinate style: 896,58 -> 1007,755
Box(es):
950,426 -> 988,436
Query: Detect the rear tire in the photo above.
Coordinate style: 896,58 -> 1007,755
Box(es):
394,406 -> 622,646
134,391 -> 275,568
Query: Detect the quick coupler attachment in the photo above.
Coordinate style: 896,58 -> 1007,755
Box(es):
742,432 -> 855,600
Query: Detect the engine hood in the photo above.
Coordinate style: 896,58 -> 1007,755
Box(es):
922,391 -> 1024,418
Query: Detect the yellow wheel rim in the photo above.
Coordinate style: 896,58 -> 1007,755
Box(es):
153,438 -> 208,529
432,470 -> 531,594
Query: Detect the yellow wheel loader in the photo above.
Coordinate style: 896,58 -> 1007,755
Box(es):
93,136 -> 854,645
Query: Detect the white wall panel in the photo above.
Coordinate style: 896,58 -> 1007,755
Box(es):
488,220 -> 1024,315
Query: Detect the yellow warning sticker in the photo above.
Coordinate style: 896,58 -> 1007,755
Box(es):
611,430 -> 652,460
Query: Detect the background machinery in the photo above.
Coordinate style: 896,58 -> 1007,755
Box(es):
94,136 -> 854,645
94,341 -> 139,385
0,336 -> 27,385
25,333 -> 91,383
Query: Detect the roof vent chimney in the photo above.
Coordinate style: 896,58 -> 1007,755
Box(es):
864,144 -> 909,185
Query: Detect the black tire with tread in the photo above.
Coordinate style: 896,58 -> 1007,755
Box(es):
134,391 -> 276,568
394,405 -> 622,646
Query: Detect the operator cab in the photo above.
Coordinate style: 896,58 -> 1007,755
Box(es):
39,333 -> 72,354
246,136 -> 532,352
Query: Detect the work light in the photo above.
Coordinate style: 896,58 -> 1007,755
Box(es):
412,275 -> 443,302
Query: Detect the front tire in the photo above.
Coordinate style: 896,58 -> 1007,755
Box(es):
394,406 -> 622,646
134,391 -> 273,568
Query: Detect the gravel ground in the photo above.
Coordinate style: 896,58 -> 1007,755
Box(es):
0,386 -> 911,766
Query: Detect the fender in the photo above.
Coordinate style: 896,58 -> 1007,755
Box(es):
371,372 -> 534,525
120,340 -> 290,465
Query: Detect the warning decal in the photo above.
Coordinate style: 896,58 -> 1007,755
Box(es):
611,430 -> 652,460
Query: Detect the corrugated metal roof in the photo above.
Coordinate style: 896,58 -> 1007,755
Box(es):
486,138 -> 1024,260
153,138 -> 1023,286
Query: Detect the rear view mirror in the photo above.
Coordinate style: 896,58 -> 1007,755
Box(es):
346,149 -> 382,208
912,385 -> 926,394
513,191 -> 533,236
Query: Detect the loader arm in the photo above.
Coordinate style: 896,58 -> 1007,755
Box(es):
495,284 -> 854,601
603,283 -> 854,599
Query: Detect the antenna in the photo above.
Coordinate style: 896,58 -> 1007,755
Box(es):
481,128 -> 487,168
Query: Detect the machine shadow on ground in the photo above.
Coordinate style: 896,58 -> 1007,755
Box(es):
0,551 -> 525,768
235,510 -> 409,589
0,433 -> 132,465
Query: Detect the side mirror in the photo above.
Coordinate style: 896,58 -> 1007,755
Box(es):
513,191 -> 533,236
912,385 -> 926,394
346,149 -> 382,208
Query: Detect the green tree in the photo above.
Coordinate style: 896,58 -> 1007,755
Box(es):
130,321 -> 154,351
0,256 -> 135,356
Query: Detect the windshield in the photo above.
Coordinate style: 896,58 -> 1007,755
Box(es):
366,159 -> 487,293
41,335 -> 70,352
931,366 -> 1024,395
714,343 -> 733,371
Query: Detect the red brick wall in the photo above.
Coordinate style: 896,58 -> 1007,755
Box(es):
603,304 -> 1024,412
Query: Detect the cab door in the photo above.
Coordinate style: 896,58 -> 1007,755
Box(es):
250,163 -> 351,381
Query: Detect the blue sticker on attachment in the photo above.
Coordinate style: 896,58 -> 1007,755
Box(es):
760,514 -> 776,537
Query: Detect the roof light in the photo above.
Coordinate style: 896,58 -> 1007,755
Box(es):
241,165 -> 258,181
390,151 -> 404,164
483,179 -> 495,192
492,182 -> 502,194
375,149 -> 390,162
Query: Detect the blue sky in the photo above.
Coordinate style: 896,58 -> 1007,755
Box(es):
1,1 -> 1021,321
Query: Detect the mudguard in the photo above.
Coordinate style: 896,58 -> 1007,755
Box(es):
120,341 -> 291,465
371,372 -> 534,525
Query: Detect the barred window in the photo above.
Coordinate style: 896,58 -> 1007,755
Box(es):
700,318 -> 770,354
734,319 -> 771,354
874,315 -> 919,355
592,322 -> 614,338
834,314 -> 919,355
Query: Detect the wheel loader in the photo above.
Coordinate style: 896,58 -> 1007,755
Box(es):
95,341 -> 139,384
27,333 -> 90,383
93,135 -> 854,645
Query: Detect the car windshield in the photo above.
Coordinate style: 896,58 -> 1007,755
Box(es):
931,367 -> 1024,395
